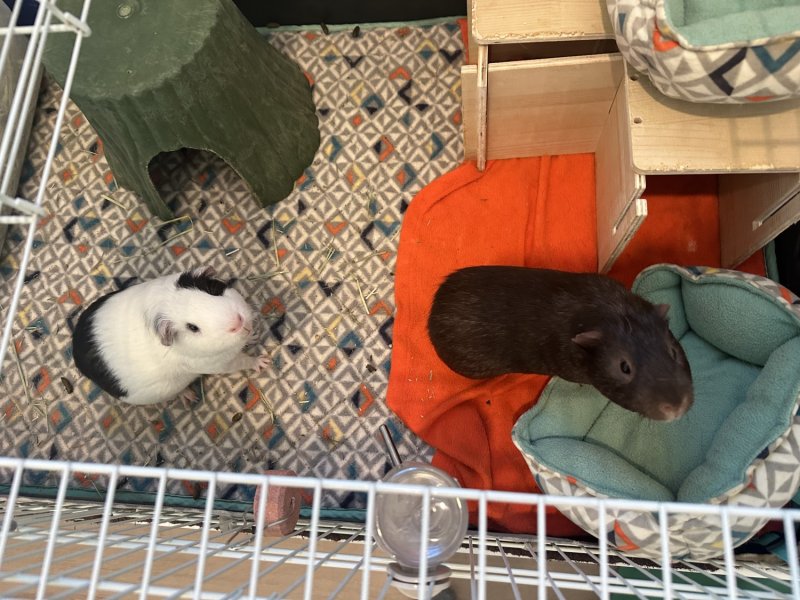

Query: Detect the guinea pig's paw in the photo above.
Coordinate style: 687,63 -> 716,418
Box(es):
179,387 -> 200,409
253,352 -> 272,373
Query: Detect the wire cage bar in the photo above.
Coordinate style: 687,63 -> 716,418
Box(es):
0,2 -> 799,599
0,458 -> 798,599
0,0 -> 92,373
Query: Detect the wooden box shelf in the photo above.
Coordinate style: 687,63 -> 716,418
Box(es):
462,0 -> 800,273
462,54 -> 623,161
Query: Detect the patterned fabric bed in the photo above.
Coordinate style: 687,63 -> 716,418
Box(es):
607,0 -> 800,103
513,264 -> 800,560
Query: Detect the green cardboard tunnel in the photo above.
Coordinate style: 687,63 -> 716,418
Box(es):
43,0 -> 320,220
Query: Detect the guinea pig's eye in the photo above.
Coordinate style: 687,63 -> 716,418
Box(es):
186,323 -> 200,333
620,360 -> 632,375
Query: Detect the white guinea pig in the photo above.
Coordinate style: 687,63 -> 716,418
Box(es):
72,266 -> 268,406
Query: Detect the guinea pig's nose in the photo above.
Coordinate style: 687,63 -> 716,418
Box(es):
229,313 -> 244,333
659,394 -> 693,421
659,402 -> 681,421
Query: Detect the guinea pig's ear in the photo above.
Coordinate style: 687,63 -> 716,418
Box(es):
191,266 -> 216,279
154,315 -> 177,347
655,303 -> 671,320
572,330 -> 603,349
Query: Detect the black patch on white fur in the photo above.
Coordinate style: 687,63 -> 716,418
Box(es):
72,290 -> 128,398
176,271 -> 228,296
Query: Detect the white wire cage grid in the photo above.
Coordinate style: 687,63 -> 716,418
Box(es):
1,2 -> 800,600
0,0 -> 91,373
0,458 -> 799,600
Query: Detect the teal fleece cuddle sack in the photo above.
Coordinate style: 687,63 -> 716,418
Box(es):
512,265 -> 800,560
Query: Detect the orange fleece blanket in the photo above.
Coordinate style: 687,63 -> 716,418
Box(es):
386,155 -> 765,535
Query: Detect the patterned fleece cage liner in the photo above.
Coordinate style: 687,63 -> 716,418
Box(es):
607,0 -> 800,103
514,265 -> 800,561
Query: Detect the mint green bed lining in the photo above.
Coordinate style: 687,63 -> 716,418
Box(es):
663,0 -> 800,47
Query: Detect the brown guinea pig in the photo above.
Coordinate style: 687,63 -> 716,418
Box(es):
427,266 -> 694,421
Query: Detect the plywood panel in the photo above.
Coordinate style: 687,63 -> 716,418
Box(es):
466,0 -> 478,65
626,71 -> 800,174
720,172 -> 800,267
462,54 -> 624,161
600,198 -> 648,273
476,44 -> 489,170
472,0 -> 614,43
596,78 -> 647,272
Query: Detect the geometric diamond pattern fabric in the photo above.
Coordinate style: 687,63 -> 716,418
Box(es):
0,22 -> 465,508
609,1 -> 800,103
